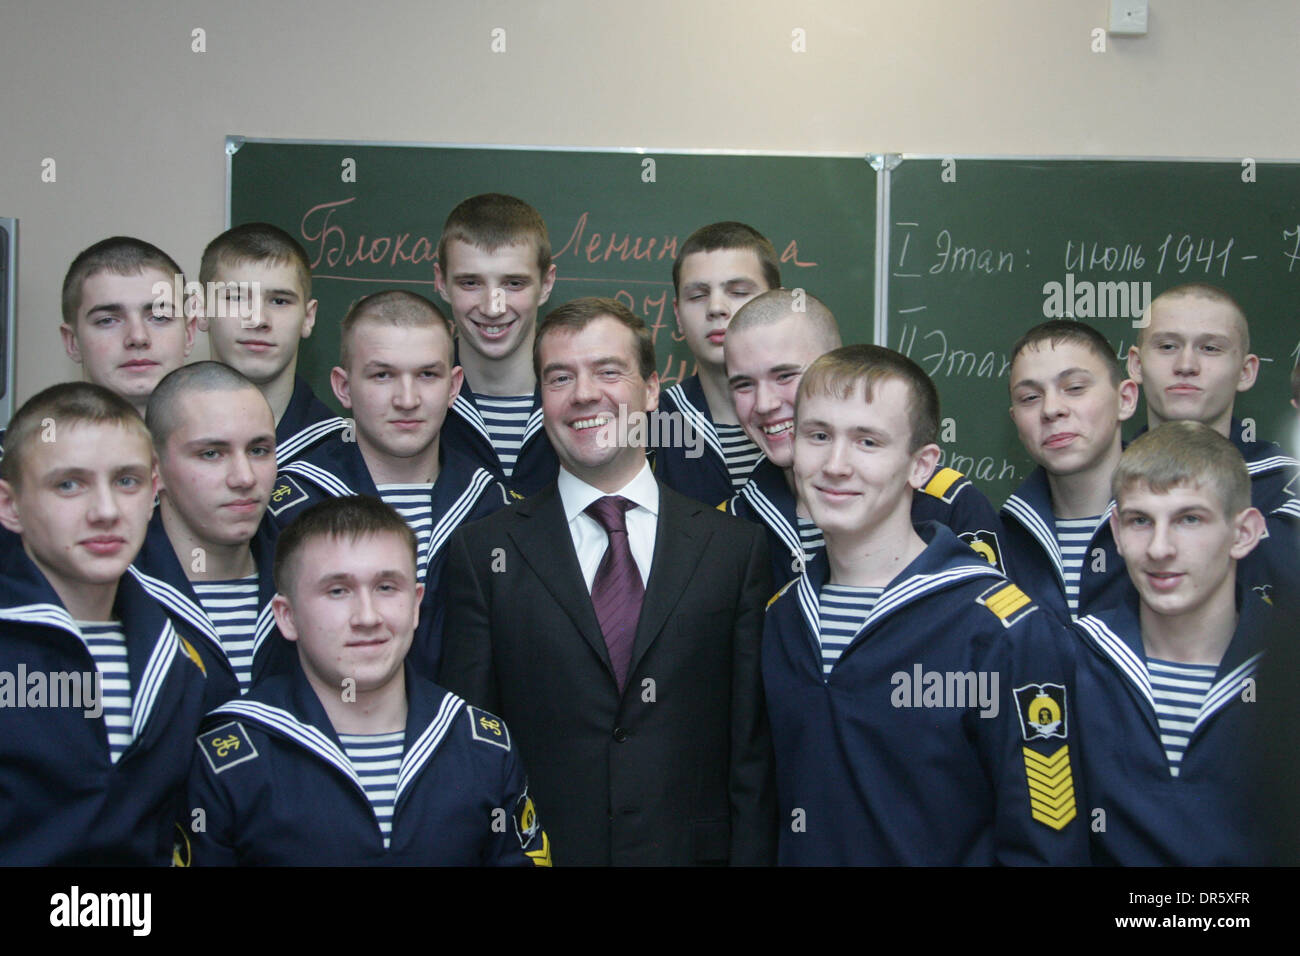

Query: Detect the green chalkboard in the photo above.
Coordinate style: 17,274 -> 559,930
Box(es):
227,139 -> 876,411
885,157 -> 1300,506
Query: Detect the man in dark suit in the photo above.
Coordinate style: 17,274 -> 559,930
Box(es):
440,297 -> 776,866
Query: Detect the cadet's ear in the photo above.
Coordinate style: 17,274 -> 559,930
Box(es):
1229,506 -> 1266,561
0,479 -> 24,535
272,593 -> 299,642
909,443 -> 942,491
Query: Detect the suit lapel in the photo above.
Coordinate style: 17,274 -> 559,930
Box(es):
628,484 -> 708,678
507,484 -> 614,678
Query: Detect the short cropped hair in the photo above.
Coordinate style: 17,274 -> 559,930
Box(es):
672,221 -> 781,297
200,222 -> 314,300
1112,421 -> 1251,517
61,237 -> 184,326
437,193 -> 551,276
147,361 -> 264,453
1,382 -> 151,491
535,297 -> 656,381
273,495 -> 418,597
338,290 -> 455,370
1009,319 -> 1123,386
727,288 -> 842,354
796,345 -> 940,452
1142,283 -> 1250,352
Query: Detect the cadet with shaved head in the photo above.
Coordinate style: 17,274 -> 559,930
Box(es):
133,361 -> 289,705
267,290 -> 510,678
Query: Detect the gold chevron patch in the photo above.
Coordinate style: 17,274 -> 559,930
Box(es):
978,582 -> 1034,626
1023,744 -> 1077,830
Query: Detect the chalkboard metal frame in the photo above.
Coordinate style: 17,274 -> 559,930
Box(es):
225,136 -> 876,226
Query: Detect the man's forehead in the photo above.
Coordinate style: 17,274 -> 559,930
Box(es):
541,318 -> 635,362
172,389 -> 274,435
1012,340 -> 1110,378
1149,296 -> 1245,337
297,531 -> 416,568
81,268 -> 175,303
1119,478 -> 1218,509
25,423 -> 152,471
801,379 -> 909,423
445,238 -> 540,272
679,247 -> 765,281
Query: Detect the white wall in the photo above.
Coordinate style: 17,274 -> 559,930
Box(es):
2,0 -> 1297,404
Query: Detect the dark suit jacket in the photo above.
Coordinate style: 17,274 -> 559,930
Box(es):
439,477 -> 776,866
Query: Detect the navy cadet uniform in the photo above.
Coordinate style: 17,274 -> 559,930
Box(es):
130,511 -> 291,708
0,545 -> 208,864
266,437 -> 510,677
1000,465 -> 1128,624
440,376 -> 557,499
274,374 -> 350,465
1069,589 -> 1271,864
654,376 -> 759,507
183,661 -> 551,866
723,458 -> 1006,587
1228,416 -> 1299,513
762,523 -> 1089,865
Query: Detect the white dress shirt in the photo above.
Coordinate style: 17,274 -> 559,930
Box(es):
557,461 -> 659,592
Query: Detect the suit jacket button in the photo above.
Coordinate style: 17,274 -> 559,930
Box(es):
613,727 -> 628,742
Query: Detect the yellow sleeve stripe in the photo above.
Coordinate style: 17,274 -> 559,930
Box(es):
984,584 -> 1031,620
767,579 -> 798,610
923,466 -> 964,499
178,637 -> 206,677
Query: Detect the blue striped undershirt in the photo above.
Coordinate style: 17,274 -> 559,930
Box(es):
339,730 -> 406,848
1147,657 -> 1216,778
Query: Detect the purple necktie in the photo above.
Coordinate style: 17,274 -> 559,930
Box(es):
585,496 -> 645,692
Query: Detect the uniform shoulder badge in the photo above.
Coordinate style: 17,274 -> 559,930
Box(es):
976,581 -> 1035,627
199,720 -> 259,774
959,529 -> 1003,572
922,466 -> 968,504
268,475 -> 309,516
178,636 -> 206,676
468,706 -> 511,751
1014,683 -> 1076,830
766,578 -> 798,611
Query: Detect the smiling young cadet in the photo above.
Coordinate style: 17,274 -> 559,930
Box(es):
184,495 -> 549,866
761,346 -> 1087,865
131,363 -> 291,707
1001,321 -> 1139,622
1069,423 -> 1271,864
723,290 -> 1005,586
433,194 -> 559,499
199,223 -> 348,464
266,291 -> 508,678
653,222 -> 778,506
1128,283 -> 1298,514
0,384 -> 206,864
